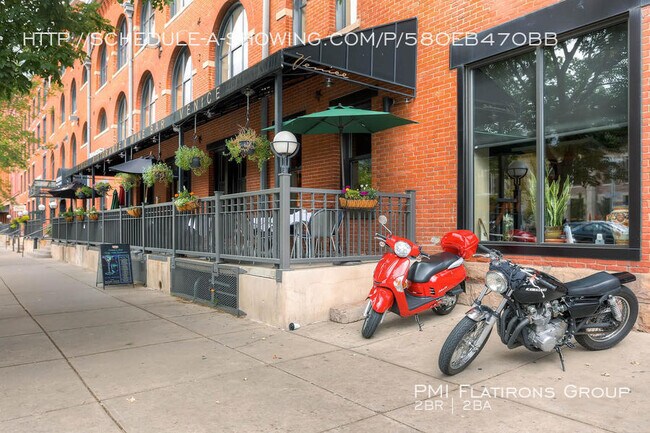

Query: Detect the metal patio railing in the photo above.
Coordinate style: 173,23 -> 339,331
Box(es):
50,186 -> 415,269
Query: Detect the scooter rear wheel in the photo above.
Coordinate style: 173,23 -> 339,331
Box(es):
361,309 -> 382,339
432,293 -> 458,316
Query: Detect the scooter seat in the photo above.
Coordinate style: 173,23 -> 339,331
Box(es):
407,252 -> 461,283
565,272 -> 620,297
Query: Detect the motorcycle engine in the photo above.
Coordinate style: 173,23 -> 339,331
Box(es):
524,302 -> 568,352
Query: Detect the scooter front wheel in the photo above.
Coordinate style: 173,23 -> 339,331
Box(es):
438,317 -> 491,376
361,309 -> 382,339
432,293 -> 458,316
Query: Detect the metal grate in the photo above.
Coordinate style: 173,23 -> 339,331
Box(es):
131,252 -> 147,285
171,259 -> 240,315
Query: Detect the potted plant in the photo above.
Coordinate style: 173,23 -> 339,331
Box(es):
116,173 -> 141,192
126,206 -> 142,218
62,210 -> 74,223
75,185 -> 93,199
173,187 -> 200,212
339,184 -> 379,210
544,174 -> 571,242
73,207 -> 86,221
93,181 -> 112,196
225,127 -> 272,170
143,162 -> 174,188
175,146 -> 212,176
88,206 -> 100,221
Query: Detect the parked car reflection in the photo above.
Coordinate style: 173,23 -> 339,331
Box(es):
568,221 -> 629,245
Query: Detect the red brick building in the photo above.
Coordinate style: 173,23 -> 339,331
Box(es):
8,0 -> 650,325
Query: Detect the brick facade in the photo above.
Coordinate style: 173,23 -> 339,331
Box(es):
8,0 -> 650,325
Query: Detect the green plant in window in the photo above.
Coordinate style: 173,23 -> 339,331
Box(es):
174,146 -> 212,176
143,162 -> 174,188
75,185 -> 93,198
544,173 -> 571,229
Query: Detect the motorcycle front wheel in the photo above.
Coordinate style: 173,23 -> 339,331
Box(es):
438,317 -> 491,376
361,309 -> 382,339
575,286 -> 638,351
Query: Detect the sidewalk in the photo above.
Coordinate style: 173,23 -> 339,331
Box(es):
0,249 -> 647,433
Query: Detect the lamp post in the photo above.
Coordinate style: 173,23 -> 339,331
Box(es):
271,131 -> 300,174
506,160 -> 528,230
49,199 -> 57,222
271,131 -> 300,270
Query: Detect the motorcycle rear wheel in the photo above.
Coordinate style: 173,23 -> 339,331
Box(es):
361,309 -> 382,339
438,317 -> 491,376
575,286 -> 638,351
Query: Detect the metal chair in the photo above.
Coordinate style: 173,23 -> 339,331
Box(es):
308,209 -> 343,258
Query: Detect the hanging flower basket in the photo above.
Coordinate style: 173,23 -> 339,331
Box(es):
64,216 -> 74,223
176,200 -> 200,212
126,207 -> 142,218
338,197 -> 378,210
174,188 -> 200,212
88,213 -> 99,221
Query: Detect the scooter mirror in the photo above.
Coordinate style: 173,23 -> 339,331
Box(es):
378,215 -> 388,225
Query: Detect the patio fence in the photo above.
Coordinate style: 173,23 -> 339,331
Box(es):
50,185 -> 415,268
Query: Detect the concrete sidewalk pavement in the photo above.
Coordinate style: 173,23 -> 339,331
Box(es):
0,249 -> 647,433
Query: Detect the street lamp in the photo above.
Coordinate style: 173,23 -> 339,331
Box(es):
506,160 -> 528,230
271,131 -> 300,174
49,199 -> 58,221
38,204 -> 45,212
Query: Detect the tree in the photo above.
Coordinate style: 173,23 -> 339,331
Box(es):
0,0 -> 171,101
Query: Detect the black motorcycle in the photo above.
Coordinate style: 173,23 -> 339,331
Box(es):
438,245 -> 638,376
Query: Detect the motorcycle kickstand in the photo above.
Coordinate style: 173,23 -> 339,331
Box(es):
555,346 -> 566,372
414,314 -> 423,331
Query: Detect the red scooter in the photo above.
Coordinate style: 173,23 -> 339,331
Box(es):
361,215 -> 479,338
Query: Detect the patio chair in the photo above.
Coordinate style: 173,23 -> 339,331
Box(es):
308,209 -> 344,258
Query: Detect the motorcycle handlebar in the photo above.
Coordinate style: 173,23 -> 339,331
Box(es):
477,244 -> 492,254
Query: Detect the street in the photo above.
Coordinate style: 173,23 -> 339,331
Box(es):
0,249 -> 647,433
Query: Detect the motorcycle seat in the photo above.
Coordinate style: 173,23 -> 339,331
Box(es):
407,252 -> 461,283
565,272 -> 620,297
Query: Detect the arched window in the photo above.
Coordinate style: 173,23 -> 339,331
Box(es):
82,122 -> 88,144
70,80 -> 77,114
99,44 -> 107,86
50,110 -> 54,133
50,153 -> 55,179
60,144 -> 66,169
217,5 -> 248,84
172,48 -> 192,111
98,109 -> 107,134
140,1 -> 155,45
42,155 -> 46,179
71,135 -> 77,167
60,95 -> 65,124
141,75 -> 155,129
117,95 -> 128,142
117,17 -> 128,70
82,65 -> 88,84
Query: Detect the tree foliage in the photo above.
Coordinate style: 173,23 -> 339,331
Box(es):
0,93 -> 35,201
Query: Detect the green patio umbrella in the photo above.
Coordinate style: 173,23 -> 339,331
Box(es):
263,104 -> 416,185
110,189 -> 119,210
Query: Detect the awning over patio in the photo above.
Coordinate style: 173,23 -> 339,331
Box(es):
64,18 -> 418,180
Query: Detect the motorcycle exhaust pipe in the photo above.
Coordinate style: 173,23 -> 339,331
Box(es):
507,318 -> 530,349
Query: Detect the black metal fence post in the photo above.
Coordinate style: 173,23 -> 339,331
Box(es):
215,192 -> 222,263
406,189 -> 416,241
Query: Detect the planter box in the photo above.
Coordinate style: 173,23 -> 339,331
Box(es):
338,198 -> 378,210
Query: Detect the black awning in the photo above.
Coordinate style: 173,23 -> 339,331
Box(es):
282,18 -> 417,98
49,181 -> 86,199
66,18 -> 418,178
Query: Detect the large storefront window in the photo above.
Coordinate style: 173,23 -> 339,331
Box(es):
471,22 -> 629,248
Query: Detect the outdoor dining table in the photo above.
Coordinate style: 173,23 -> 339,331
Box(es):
250,209 -> 312,231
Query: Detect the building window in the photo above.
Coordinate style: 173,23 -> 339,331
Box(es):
141,75 -> 155,129
99,45 -> 108,87
37,125 -> 41,145
50,110 -> 54,134
98,110 -> 107,133
117,95 -> 128,142
42,155 -> 46,179
217,5 -> 248,84
140,1 -> 155,45
82,122 -> 88,144
172,48 -> 192,110
335,0 -> 357,31
82,65 -> 88,85
71,135 -> 77,167
469,22 -> 629,247
50,153 -> 55,179
170,0 -> 190,18
60,95 -> 65,124
345,134 -> 372,188
42,117 -> 47,143
60,144 -> 66,169
117,17 -> 128,70
70,80 -> 77,114
293,0 -> 307,44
